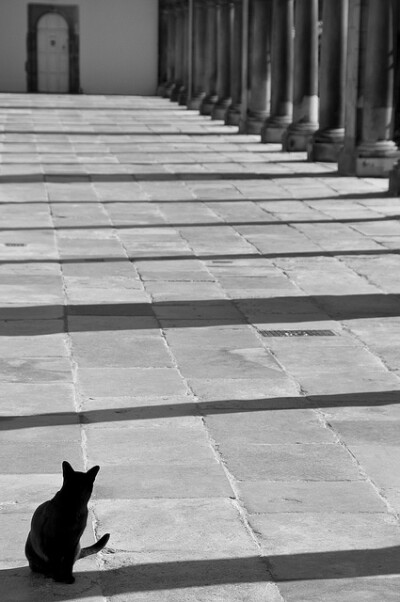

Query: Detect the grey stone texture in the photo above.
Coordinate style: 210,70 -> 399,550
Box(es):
0,94 -> 399,600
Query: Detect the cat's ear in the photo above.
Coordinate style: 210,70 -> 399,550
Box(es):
62,461 -> 74,479
87,465 -> 100,482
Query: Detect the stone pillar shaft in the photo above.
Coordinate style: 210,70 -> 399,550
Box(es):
200,0 -> 219,115
164,1 -> 177,97
170,1 -> 185,101
212,0 -> 232,120
261,0 -> 294,142
240,0 -> 272,134
178,1 -> 190,105
226,0 -> 243,125
308,0 -> 348,161
189,0 -> 207,109
282,0 -> 319,151
157,1 -> 169,94
360,0 -> 396,152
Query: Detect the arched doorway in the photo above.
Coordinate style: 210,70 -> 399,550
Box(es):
37,13 -> 69,93
27,4 -> 80,93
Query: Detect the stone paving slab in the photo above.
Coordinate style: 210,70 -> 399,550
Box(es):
1,94 -> 400,600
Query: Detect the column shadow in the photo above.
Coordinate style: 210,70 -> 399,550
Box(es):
2,547 -> 400,599
0,391 -> 399,431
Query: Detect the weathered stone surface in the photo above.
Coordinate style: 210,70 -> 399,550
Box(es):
348,446 -> 400,488
278,577 -> 400,602
95,464 -> 233,499
78,368 -> 187,397
238,481 -> 387,514
205,409 -> 335,444
0,442 -> 83,473
86,426 -> 218,466
0,358 -> 72,383
251,513 -> 400,555
189,377 -> 300,400
0,474 -> 62,505
95,499 -> 257,554
0,383 -> 76,415
218,444 -> 362,481
173,347 -> 283,379
70,332 -> 172,368
329,420 -> 400,445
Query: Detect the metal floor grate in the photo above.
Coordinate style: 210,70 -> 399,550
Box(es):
260,329 -> 336,337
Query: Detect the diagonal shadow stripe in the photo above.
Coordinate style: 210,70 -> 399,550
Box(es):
0,294 -> 400,335
0,391 -> 399,431
2,547 -> 400,598
0,248 -> 398,266
0,214 -> 399,231
0,191 -> 389,206
0,170 -> 336,184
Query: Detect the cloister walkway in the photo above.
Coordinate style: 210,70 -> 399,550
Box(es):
1,94 -> 400,601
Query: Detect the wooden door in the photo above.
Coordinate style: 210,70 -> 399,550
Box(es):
37,13 -> 69,93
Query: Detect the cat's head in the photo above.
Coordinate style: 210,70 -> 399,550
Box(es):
61,461 -> 100,503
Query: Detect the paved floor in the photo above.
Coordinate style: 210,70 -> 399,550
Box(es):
1,94 -> 400,601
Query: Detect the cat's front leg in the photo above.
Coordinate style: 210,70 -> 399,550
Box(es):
53,563 -> 75,584
52,551 -> 76,584
54,572 -> 75,584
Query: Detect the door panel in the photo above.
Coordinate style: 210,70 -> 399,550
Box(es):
37,13 -> 69,93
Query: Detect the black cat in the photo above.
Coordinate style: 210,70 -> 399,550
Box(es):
25,461 -> 110,584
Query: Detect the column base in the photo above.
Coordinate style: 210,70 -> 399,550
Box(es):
282,122 -> 319,152
162,82 -> 175,98
188,93 -> 206,111
240,110 -> 270,135
170,83 -> 182,102
307,140 -> 343,162
200,95 -> 218,115
211,99 -> 231,120
261,117 -> 291,143
389,160 -> 400,194
356,140 -> 399,177
178,88 -> 188,106
157,82 -> 168,96
225,104 -> 241,126
356,155 -> 399,177
307,128 -> 344,162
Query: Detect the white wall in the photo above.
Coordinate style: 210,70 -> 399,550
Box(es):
0,0 -> 159,95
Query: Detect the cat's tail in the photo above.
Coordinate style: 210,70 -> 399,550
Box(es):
79,533 -> 110,558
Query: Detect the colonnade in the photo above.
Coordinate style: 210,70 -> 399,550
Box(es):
158,0 -> 400,192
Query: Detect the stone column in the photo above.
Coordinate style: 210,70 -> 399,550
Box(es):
157,0 -> 169,95
282,0 -> 319,151
212,0 -> 232,119
226,0 -> 243,125
163,0 -> 177,97
189,0 -> 207,109
261,0 -> 294,142
360,0 -> 398,180
170,1 -> 185,101
200,0 -> 219,115
240,0 -> 272,134
308,0 -> 348,161
178,0 -> 190,105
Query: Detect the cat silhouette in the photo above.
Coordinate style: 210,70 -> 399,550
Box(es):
25,461 -> 110,584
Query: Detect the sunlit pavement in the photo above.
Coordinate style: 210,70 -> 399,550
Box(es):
1,94 -> 400,601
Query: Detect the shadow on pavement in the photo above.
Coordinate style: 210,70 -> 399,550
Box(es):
1,294 -> 400,335
2,547 -> 400,598
0,248 -> 399,266
0,170 -> 337,183
1,214 -> 399,231
0,391 -> 399,431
